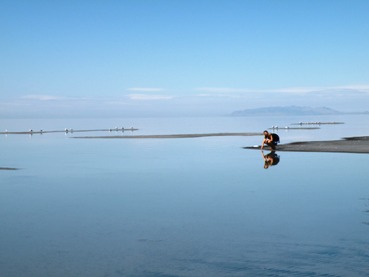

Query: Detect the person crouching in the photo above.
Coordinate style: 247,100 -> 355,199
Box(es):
261,130 -> 279,150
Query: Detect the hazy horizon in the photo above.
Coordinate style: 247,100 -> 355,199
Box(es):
1,90 -> 369,119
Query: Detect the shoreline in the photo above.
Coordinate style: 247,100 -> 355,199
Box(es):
244,136 -> 369,154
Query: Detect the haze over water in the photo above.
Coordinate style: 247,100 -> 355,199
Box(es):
1,115 -> 369,276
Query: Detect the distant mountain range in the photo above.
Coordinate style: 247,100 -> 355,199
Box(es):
231,106 -> 369,116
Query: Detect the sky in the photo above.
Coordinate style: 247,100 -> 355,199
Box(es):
1,0 -> 369,117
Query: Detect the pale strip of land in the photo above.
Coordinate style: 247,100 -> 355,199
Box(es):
268,127 -> 320,130
244,136 -> 369,154
0,128 -> 138,135
291,121 -> 344,125
73,132 -> 261,139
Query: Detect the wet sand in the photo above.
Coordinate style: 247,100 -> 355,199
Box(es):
73,132 -> 261,139
244,136 -> 369,154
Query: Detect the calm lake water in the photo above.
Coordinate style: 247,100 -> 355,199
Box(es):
1,115 -> 369,277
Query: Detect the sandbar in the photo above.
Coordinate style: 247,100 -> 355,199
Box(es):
0,167 -> 19,170
72,132 -> 261,139
244,136 -> 369,154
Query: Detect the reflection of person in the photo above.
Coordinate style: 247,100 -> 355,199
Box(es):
261,130 -> 279,150
262,150 -> 280,169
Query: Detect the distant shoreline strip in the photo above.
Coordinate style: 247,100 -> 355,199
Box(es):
72,132 -> 262,139
291,121 -> 344,125
0,128 -> 138,135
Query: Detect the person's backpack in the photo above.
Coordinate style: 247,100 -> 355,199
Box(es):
270,153 -> 280,165
271,133 -> 280,143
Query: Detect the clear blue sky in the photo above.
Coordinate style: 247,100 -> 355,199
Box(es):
1,0 -> 369,117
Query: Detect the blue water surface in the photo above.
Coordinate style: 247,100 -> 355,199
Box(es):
1,115 -> 369,277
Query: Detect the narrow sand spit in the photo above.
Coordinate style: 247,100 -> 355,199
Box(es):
244,136 -> 369,154
72,132 -> 261,139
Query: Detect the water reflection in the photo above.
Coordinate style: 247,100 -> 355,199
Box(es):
261,150 -> 280,169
